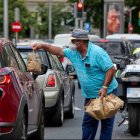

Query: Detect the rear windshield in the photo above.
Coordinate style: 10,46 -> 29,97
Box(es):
105,42 -> 125,56
18,49 -> 49,67
133,42 -> 140,48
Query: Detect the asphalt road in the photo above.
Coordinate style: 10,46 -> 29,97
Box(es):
44,80 -> 140,139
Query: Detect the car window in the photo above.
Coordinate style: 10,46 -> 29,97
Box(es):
105,42 -> 125,55
51,54 -> 64,71
3,44 -> 19,69
11,46 -> 27,72
18,49 -> 50,68
47,53 -> 58,69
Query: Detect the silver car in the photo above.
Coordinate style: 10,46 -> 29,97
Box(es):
17,44 -> 75,126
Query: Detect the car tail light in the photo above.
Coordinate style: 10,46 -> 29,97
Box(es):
0,127 -> 13,133
0,75 -> 11,84
59,57 -> 64,62
46,74 -> 55,87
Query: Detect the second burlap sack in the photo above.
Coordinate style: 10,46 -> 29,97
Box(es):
85,94 -> 124,120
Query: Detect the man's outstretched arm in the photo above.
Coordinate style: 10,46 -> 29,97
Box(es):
32,43 -> 64,57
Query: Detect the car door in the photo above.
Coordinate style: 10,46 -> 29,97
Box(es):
51,54 -> 71,107
10,44 -> 41,130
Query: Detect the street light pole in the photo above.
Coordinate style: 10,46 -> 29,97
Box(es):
128,6 -> 136,33
48,0 -> 52,40
3,0 -> 9,38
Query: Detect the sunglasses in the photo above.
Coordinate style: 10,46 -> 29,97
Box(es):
71,40 -> 80,44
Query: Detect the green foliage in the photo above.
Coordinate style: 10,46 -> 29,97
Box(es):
35,3 -> 73,38
0,0 -> 33,39
68,0 -> 140,34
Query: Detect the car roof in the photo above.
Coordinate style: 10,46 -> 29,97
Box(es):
16,42 -> 32,49
106,34 -> 140,40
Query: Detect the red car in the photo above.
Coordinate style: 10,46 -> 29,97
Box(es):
0,38 -> 47,139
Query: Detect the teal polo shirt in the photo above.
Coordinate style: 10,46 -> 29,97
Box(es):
63,41 -> 118,98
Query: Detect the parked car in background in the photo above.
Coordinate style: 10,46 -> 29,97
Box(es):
94,39 -> 133,67
0,38 -> 46,139
17,43 -> 75,126
106,33 -> 140,49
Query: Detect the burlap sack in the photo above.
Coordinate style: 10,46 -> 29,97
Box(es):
85,94 -> 124,120
103,97 -> 117,118
107,93 -> 124,110
85,98 -> 106,120
27,52 -> 41,73
85,99 -> 99,120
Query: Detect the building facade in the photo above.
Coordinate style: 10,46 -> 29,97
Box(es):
25,0 -> 68,11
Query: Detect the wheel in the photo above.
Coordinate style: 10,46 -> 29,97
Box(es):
13,113 -> 27,140
128,104 -> 140,136
51,98 -> 64,126
65,94 -> 75,118
32,103 -> 45,140
78,80 -> 81,89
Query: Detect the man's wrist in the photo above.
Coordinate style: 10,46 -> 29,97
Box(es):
102,86 -> 108,89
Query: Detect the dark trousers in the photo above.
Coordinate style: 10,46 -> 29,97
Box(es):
82,88 -> 117,140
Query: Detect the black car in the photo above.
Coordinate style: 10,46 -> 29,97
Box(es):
16,43 -> 75,126
94,39 -> 133,69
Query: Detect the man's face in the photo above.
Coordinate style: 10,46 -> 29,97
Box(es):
107,9 -> 120,34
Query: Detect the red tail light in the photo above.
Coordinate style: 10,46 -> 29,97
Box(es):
59,57 -> 64,62
46,74 -> 55,87
0,75 -> 11,84
0,127 -> 13,133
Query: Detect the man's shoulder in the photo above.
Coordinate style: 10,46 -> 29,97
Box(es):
89,42 -> 104,53
63,48 -> 77,59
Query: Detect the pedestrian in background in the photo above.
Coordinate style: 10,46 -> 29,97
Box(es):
32,29 -> 118,140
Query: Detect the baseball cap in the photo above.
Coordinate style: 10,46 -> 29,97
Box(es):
70,29 -> 89,40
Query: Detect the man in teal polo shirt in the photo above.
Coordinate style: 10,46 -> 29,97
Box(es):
32,29 -> 118,140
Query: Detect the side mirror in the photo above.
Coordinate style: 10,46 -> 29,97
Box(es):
33,64 -> 48,79
66,64 -> 75,73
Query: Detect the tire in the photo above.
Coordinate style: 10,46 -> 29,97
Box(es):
51,98 -> 64,126
128,104 -> 140,136
13,113 -> 27,140
78,80 -> 81,89
32,103 -> 45,140
65,94 -> 75,119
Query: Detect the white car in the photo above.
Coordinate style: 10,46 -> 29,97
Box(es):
53,33 -> 100,79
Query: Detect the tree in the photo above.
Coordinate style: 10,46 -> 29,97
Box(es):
68,0 -> 140,34
124,0 -> 140,33
34,3 -> 73,38
0,0 -> 34,39
68,0 -> 103,35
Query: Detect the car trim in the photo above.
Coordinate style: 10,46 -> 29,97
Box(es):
0,122 -> 15,127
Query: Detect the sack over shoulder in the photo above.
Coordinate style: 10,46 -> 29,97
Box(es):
85,94 -> 124,120
27,52 -> 41,73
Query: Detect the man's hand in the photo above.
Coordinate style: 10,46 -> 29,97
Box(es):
98,88 -> 107,98
31,42 -> 64,57
32,43 -> 45,51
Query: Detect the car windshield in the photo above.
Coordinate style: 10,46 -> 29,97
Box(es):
133,42 -> 140,48
54,35 -> 71,46
19,49 -> 48,65
94,41 -> 125,56
105,42 -> 125,56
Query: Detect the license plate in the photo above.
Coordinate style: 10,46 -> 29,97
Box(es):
127,88 -> 140,98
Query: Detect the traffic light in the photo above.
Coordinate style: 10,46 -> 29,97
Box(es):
77,2 -> 84,18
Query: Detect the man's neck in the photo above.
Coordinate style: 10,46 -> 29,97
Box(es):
78,45 -> 88,58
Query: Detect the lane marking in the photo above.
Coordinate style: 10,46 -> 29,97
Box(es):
75,106 -> 82,110
123,120 -> 128,125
